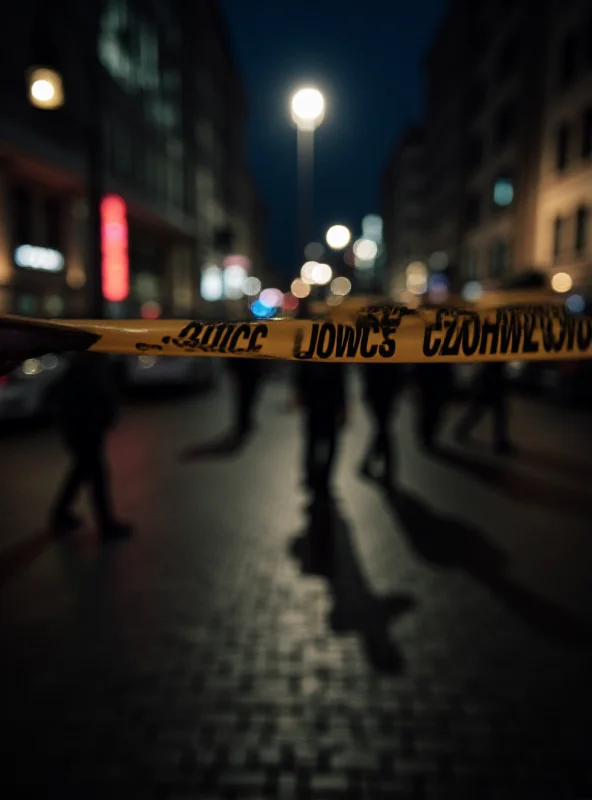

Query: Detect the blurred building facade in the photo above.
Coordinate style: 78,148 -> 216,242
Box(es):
532,0 -> 592,291
381,126 -> 426,296
0,0 -> 266,320
382,0 -> 592,297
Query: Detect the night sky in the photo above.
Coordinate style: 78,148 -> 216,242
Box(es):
219,0 -> 446,285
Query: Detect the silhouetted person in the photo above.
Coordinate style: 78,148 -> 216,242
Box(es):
455,362 -> 515,454
360,363 -> 404,484
227,357 -> 263,441
296,362 -> 346,494
50,352 -> 132,539
415,363 -> 453,451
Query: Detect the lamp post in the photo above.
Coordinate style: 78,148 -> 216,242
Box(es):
290,87 -> 324,264
26,8 -> 105,319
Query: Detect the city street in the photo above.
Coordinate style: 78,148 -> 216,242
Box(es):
1,368 -> 592,799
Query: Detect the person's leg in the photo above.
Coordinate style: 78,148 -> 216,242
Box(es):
53,454 -> 85,528
87,441 -> 132,537
237,380 -> 255,437
455,395 -> 485,442
304,414 -> 318,488
319,421 -> 338,490
361,405 -> 380,473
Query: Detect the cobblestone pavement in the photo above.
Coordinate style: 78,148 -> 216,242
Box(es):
1,371 -> 592,798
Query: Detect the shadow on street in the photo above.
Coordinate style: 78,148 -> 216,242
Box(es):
382,482 -> 591,643
290,495 -> 416,673
179,433 -> 244,461
435,446 -> 592,517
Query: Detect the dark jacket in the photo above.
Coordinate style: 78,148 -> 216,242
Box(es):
362,363 -> 404,413
51,353 -> 119,444
296,362 -> 346,419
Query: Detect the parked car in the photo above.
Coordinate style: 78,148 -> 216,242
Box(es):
0,354 -> 67,421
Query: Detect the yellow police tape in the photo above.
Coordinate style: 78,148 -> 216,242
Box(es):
1,303 -> 592,364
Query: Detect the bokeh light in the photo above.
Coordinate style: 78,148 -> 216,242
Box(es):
326,295 -> 344,307
551,272 -> 573,293
291,278 -> 311,298
282,293 -> 299,312
429,251 -> 449,271
353,238 -> 378,261
311,262 -> 332,285
326,225 -> 351,250
566,294 -> 585,313
141,300 -> 162,319
331,276 -> 352,296
304,242 -> 324,261
201,265 -> 223,301
300,261 -> 317,284
243,276 -> 262,296
224,265 -> 247,300
462,280 -> 484,302
251,299 -> 275,318
259,288 -> 283,308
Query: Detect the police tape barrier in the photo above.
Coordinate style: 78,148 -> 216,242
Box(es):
1,304 -> 592,368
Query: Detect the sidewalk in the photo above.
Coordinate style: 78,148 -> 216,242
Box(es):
1,373 -> 591,798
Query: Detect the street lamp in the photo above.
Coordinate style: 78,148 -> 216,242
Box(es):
326,224 -> 351,250
290,87 -> 325,264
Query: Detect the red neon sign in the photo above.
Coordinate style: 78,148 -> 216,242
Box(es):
101,194 -> 129,303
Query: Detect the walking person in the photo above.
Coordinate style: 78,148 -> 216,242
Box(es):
360,363 -> 405,485
296,362 -> 347,495
455,362 -> 515,454
50,352 -> 132,539
415,363 -> 454,452
227,358 -> 263,442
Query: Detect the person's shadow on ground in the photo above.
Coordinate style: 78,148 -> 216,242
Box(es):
434,445 -> 592,517
290,495 -> 416,673
382,482 -> 591,643
179,432 -> 245,461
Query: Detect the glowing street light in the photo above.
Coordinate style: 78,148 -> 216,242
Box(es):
26,67 -> 64,110
290,87 -> 325,131
300,261 -> 317,284
311,262 -> 332,285
326,224 -> 351,250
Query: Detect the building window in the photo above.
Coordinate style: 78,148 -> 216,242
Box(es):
44,198 -> 62,251
553,216 -> 564,260
559,32 -> 577,88
575,206 -> 588,253
493,175 -> 514,208
495,101 -> 515,148
10,186 -> 32,246
465,193 -> 481,226
583,108 -> 592,158
489,239 -> 511,278
556,124 -> 569,170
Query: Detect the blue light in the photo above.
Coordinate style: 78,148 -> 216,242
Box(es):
566,294 -> 585,314
251,300 -> 275,318
429,274 -> 448,291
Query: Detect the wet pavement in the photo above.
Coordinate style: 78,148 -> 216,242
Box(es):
1,369 -> 592,798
